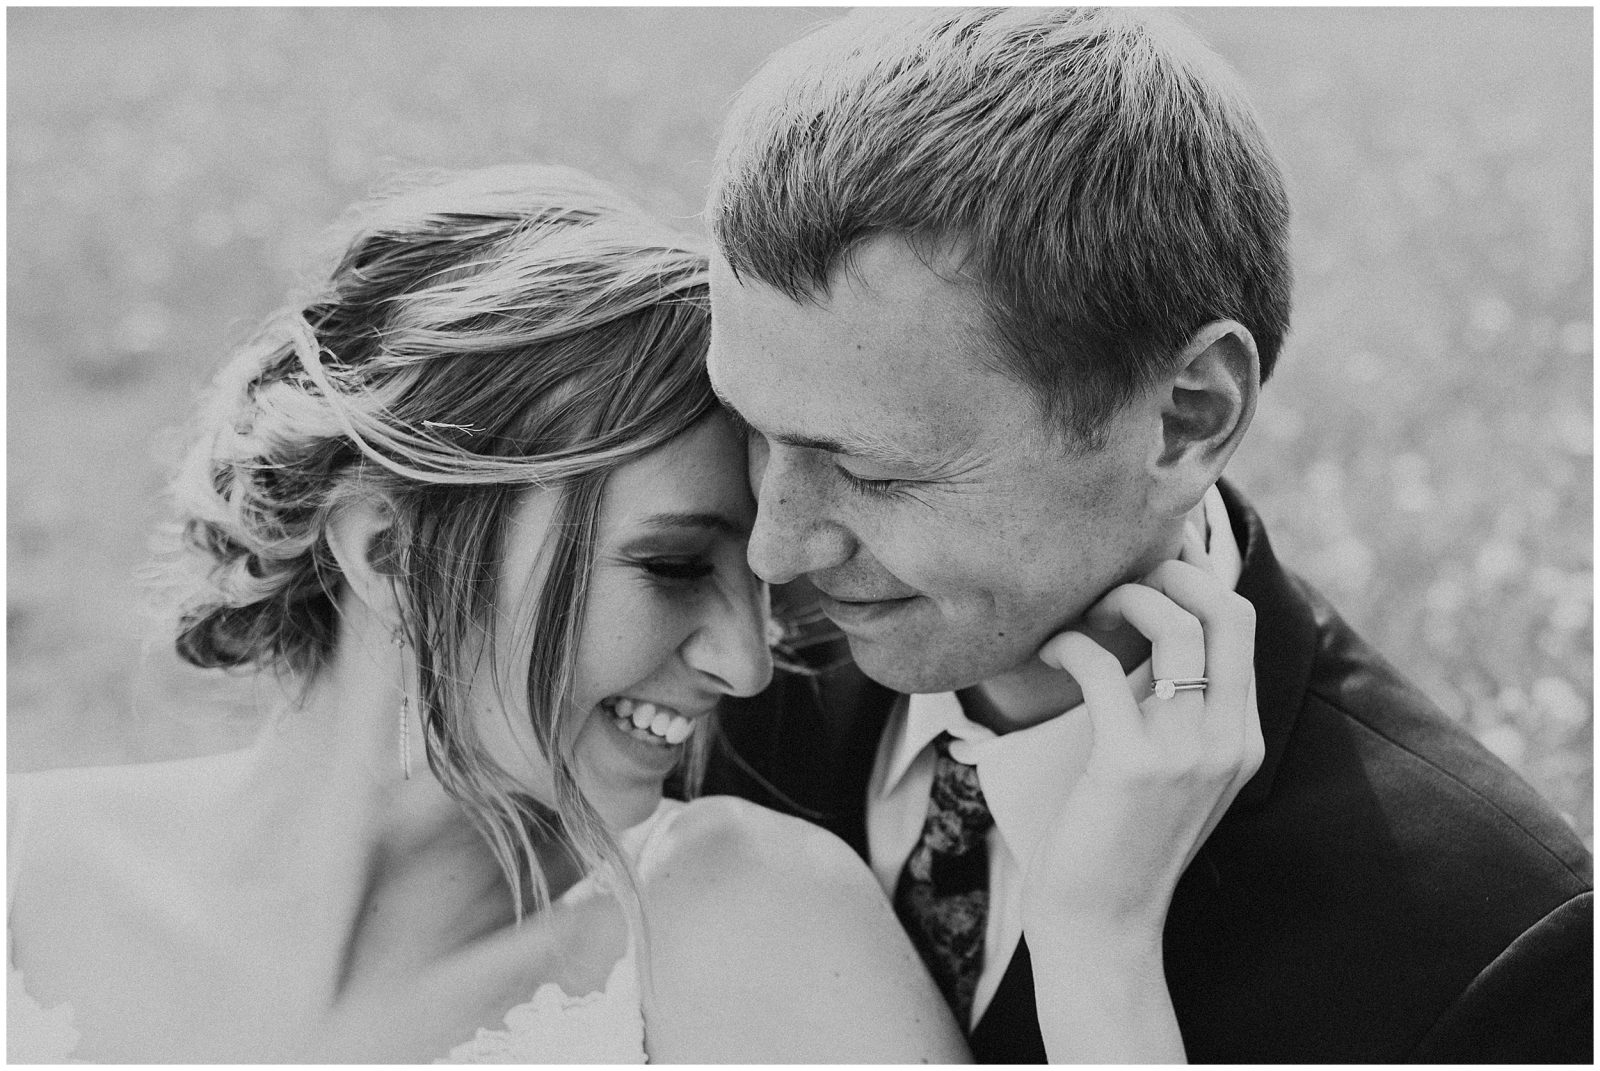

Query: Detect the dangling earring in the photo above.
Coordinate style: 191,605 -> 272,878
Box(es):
392,626 -> 412,781
399,696 -> 413,781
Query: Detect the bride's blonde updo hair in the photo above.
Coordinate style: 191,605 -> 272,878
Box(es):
162,163 -> 716,917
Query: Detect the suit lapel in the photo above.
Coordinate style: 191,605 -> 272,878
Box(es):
970,936 -> 1047,1062
1215,480 -> 1317,809
816,666 -> 898,857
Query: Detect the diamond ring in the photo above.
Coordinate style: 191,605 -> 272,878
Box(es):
1152,677 -> 1208,699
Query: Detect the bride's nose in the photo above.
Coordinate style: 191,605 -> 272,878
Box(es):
681,576 -> 775,698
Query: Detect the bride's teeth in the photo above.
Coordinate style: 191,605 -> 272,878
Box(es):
606,698 -> 696,744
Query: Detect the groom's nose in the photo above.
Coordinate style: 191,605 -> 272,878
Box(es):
747,446 -> 852,585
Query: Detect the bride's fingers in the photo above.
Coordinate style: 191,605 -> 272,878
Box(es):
1081,583 -> 1207,695
1038,630 -> 1144,752
1179,518 -> 1208,567
1138,559 -> 1255,720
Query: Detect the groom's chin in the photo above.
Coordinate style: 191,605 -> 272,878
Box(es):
843,633 -> 992,696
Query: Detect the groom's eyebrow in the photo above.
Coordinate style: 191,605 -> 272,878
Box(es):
709,377 -> 927,469
770,428 -> 929,470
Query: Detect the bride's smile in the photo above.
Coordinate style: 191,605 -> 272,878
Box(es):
477,412 -> 770,832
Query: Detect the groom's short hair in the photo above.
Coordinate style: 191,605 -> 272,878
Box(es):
708,8 -> 1292,445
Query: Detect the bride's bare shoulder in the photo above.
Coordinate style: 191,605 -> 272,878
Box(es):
640,796 -> 968,1063
643,795 -> 902,934
15,750 -> 251,820
10,752 -> 254,880
649,795 -> 864,885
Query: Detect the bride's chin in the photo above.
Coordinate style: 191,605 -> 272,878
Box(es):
556,705 -> 686,831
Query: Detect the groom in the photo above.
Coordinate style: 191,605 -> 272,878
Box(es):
699,8 -> 1591,1063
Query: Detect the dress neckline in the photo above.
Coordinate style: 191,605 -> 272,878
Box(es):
435,798 -> 679,1063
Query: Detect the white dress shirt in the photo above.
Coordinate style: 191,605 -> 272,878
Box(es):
865,486 -> 1244,1029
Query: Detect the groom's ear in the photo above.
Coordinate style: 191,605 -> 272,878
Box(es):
324,487 -> 405,618
1152,318 -> 1259,497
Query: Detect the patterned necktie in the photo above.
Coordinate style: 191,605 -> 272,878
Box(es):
892,732 -> 995,1029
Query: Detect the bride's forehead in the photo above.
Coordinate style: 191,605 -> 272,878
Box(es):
495,419 -> 752,562
603,420 -> 753,526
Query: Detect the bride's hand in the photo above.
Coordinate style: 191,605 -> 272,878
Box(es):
1020,544 -> 1263,943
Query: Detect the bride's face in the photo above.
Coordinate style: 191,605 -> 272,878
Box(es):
480,412 -> 773,829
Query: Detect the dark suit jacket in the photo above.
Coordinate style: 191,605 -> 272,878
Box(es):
702,482 -> 1593,1063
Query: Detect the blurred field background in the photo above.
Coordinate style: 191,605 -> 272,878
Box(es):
8,8 -> 1591,846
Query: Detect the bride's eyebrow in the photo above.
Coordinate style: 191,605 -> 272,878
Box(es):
636,511 -> 750,537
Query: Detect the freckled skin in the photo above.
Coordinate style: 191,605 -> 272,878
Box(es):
708,236 -> 1185,727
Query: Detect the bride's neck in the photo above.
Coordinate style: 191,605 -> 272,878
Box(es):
227,610 -> 584,917
222,635 -> 537,954
251,638 -> 441,824
222,621 -> 507,908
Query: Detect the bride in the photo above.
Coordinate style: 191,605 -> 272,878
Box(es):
10,164 -> 941,1063
8,165 -> 1255,1062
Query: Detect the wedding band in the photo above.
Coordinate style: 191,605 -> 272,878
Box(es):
1152,677 -> 1208,699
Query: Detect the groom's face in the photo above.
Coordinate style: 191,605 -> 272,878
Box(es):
708,235 -> 1168,694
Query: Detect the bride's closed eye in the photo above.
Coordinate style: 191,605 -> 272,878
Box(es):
637,556 -> 715,583
613,508 -> 755,593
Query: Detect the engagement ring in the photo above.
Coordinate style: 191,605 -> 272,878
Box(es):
1152,677 -> 1208,699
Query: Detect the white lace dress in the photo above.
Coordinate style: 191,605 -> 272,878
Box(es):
433,803 -> 673,1064
8,791 -> 680,1063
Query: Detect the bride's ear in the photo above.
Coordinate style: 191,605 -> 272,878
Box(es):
325,488 -> 404,619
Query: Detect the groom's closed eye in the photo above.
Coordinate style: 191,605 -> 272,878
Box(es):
835,467 -> 914,499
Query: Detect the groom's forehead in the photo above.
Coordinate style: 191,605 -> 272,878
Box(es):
708,310 -> 1029,483
709,364 -> 980,468
710,340 -> 990,449
709,247 -> 1001,386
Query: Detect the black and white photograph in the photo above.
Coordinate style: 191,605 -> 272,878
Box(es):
8,6 -> 1592,1062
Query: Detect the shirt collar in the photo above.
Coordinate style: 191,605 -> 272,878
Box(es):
891,689 -> 1103,862
875,484 -> 1242,861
